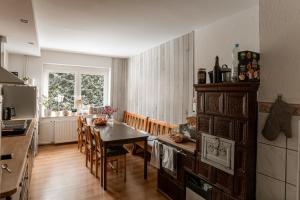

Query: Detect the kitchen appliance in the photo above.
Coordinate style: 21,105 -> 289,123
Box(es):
221,64 -> 231,82
201,133 -> 235,175
1,120 -> 31,137
186,171 -> 212,200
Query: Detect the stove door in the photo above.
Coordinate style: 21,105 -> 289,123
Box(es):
201,133 -> 235,175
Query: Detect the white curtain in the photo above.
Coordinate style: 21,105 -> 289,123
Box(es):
127,32 -> 194,124
110,58 -> 128,121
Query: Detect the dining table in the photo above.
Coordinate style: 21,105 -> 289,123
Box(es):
93,121 -> 149,190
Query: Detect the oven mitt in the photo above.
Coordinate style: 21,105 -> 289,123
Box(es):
262,97 -> 294,141
278,99 -> 294,138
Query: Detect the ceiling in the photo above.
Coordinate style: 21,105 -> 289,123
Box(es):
1,0 -> 258,57
0,0 -> 40,55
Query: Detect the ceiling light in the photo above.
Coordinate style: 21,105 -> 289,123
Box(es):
27,42 -> 34,45
20,19 -> 29,24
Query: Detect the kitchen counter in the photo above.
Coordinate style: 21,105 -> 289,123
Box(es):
1,118 -> 36,198
157,134 -> 196,154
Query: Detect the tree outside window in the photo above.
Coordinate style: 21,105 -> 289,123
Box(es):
81,74 -> 104,107
48,72 -> 75,111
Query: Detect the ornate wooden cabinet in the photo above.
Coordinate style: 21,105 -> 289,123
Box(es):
194,83 -> 259,200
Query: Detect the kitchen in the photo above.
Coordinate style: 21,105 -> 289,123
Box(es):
1,0 -> 300,200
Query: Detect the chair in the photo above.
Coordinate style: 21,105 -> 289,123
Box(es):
135,118 -> 176,153
93,129 -> 128,182
132,114 -> 148,131
77,116 -> 85,153
84,123 -> 94,174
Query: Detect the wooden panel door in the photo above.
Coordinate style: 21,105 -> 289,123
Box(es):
205,92 -> 224,115
213,117 -> 234,140
214,169 -> 234,195
195,157 -> 213,182
225,92 -> 248,118
197,114 -> 213,134
197,92 -> 205,113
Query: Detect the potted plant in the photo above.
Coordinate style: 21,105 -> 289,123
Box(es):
42,96 -> 52,117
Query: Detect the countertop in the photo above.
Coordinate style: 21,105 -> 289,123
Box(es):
157,134 -> 196,154
1,118 -> 36,197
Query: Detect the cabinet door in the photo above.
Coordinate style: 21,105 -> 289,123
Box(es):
214,169 -> 234,195
195,158 -> 213,182
225,92 -> 248,118
157,171 -> 185,200
213,117 -> 234,140
197,115 -> 213,134
212,187 -> 224,200
205,92 -> 224,115
197,92 -> 205,113
38,119 -> 54,144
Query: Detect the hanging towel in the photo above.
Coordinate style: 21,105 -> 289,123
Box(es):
262,97 -> 294,141
150,140 -> 161,169
161,144 -> 176,173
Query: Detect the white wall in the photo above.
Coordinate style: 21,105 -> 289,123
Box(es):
194,6 -> 259,77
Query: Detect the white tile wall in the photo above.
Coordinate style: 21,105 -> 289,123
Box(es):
287,116 -> 300,151
257,113 -> 286,148
256,173 -> 285,200
286,183 -> 297,200
257,112 -> 299,200
287,150 -> 298,185
257,143 -> 286,181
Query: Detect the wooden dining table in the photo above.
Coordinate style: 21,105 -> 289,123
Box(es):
93,122 -> 149,190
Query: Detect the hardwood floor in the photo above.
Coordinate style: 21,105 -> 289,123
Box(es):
30,144 -> 167,200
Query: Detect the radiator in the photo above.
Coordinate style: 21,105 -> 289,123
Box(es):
54,118 -> 77,143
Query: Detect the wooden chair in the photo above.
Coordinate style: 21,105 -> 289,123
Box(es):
77,116 -> 85,153
93,129 -> 128,182
132,114 -> 148,131
135,118 -> 176,153
83,123 -> 94,174
123,111 -> 135,127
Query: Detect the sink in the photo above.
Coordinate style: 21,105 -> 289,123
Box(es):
2,120 -> 31,137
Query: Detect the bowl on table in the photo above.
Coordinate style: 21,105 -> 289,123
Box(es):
94,118 -> 107,126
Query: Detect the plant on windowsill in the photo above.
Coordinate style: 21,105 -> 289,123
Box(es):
42,95 -> 52,117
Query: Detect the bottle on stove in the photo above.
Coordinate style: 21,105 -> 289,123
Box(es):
213,56 -> 221,83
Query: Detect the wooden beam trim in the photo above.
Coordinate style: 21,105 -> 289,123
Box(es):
259,102 -> 300,116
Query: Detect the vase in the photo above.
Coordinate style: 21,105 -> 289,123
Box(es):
107,114 -> 114,124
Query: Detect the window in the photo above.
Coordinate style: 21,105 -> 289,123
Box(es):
48,72 -> 75,111
81,74 -> 104,107
43,64 -> 110,111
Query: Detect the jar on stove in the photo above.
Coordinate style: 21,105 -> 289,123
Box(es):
197,68 -> 206,84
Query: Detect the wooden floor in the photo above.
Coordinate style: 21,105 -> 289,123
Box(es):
30,144 -> 167,200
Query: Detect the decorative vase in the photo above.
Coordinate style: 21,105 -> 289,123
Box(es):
107,114 -> 114,124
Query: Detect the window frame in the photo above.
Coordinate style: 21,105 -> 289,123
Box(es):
42,64 -> 110,109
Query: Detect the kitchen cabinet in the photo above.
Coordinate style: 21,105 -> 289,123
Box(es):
157,147 -> 195,200
39,117 -> 77,144
38,118 -> 55,144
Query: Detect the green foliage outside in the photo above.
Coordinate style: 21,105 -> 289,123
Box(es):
48,72 -> 75,111
81,74 -> 104,107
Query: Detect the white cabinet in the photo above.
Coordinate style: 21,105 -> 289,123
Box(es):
39,117 -> 77,144
39,118 -> 55,144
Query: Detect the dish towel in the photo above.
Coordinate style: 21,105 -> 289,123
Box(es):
161,144 -> 176,173
150,140 -> 160,169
